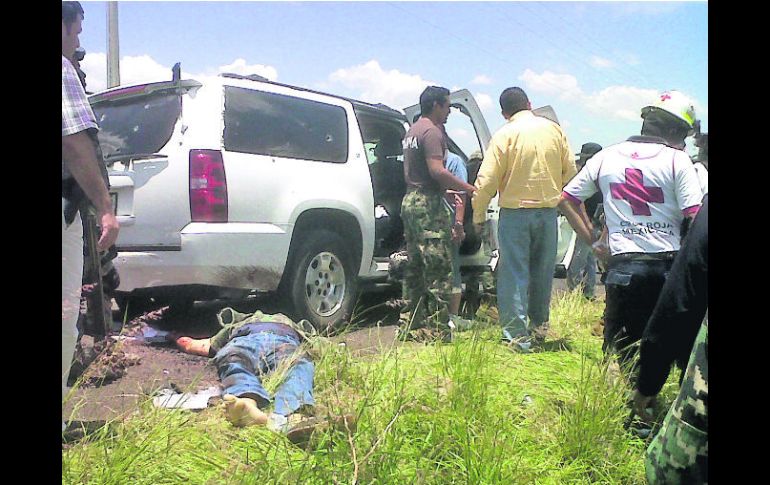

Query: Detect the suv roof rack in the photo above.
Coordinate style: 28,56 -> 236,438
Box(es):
218,72 -> 406,122
221,72 -> 270,83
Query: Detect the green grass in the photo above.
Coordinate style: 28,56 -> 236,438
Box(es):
63,290 -> 678,484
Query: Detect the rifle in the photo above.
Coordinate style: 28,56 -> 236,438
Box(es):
83,205 -> 111,338
74,46 -> 114,339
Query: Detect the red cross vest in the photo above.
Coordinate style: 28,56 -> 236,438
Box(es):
563,137 -> 703,255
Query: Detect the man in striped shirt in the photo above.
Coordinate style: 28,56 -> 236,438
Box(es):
62,1 -> 119,404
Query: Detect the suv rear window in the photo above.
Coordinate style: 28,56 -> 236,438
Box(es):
223,86 -> 349,164
92,92 -> 181,160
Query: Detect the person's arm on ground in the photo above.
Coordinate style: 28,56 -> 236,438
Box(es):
62,132 -> 119,250
172,335 -> 212,357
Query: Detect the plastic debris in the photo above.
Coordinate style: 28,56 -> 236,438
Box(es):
142,326 -> 170,343
152,386 -> 222,410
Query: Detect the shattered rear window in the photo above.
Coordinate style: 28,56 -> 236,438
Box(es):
92,92 -> 181,160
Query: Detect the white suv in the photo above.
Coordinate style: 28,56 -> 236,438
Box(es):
92,73 -> 499,330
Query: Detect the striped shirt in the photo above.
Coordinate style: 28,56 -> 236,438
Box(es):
62,55 -> 99,183
62,55 -> 97,137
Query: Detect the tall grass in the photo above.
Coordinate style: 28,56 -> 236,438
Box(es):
63,290 -> 659,484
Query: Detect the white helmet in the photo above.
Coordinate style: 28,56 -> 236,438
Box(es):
641,90 -> 697,132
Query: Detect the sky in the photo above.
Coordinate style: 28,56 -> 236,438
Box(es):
76,1 -> 708,158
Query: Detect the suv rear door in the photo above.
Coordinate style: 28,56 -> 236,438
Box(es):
91,80 -> 202,250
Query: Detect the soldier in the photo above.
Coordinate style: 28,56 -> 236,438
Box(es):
644,317 -> 708,483
400,86 -> 477,340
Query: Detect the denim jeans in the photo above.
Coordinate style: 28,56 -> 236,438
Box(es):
567,237 -> 597,298
496,207 -> 558,340
212,332 -> 315,416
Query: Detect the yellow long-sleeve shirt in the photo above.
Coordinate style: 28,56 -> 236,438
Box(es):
472,110 -> 576,223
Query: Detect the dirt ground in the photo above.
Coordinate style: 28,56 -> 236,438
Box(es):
64,279 -> 604,424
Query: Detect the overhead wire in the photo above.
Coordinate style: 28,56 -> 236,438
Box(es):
537,2 -> 656,89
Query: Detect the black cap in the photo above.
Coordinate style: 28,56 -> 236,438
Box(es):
579,142 -> 602,157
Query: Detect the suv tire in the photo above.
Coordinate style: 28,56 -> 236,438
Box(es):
286,229 -> 358,334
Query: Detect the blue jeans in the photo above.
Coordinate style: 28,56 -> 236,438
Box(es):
212,332 -> 315,416
497,207 -> 558,340
567,238 -> 597,298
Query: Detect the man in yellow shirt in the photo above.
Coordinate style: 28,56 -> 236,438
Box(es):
472,87 -> 576,351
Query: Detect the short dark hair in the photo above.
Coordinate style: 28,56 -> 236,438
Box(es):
500,87 -> 529,116
419,86 -> 450,117
641,108 -> 690,147
62,2 -> 84,31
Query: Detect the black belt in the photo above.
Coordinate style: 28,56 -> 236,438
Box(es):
232,322 -> 301,341
610,252 -> 677,263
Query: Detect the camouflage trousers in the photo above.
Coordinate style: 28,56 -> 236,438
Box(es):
645,318 -> 708,484
400,190 -> 454,334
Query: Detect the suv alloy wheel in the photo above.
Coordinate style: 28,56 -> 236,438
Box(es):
287,230 -> 358,334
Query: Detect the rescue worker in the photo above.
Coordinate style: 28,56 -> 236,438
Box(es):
557,90 -> 703,376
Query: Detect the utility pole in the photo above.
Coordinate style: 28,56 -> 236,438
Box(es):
107,1 -> 120,88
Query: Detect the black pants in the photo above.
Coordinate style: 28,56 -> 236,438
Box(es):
603,259 -> 674,376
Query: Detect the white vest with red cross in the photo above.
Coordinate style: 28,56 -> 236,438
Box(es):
563,137 -> 703,255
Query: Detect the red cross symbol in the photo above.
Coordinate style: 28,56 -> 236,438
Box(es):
610,168 -> 664,216
660,93 -> 671,101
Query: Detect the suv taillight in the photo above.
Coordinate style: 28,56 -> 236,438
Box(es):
189,149 -> 228,222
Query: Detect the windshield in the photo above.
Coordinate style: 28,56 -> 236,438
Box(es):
92,92 -> 182,159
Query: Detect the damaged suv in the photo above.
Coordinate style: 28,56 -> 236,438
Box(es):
93,72 -> 499,330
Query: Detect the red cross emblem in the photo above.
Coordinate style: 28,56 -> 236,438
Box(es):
610,168 -> 664,216
660,93 -> 671,101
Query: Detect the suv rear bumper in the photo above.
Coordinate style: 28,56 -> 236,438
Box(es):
114,222 -> 291,292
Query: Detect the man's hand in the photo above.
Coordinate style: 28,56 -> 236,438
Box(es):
632,390 -> 656,423
473,222 -> 486,240
98,212 -> 120,251
451,223 -> 465,243
592,240 -> 610,262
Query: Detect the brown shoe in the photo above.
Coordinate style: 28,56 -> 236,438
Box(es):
285,414 -> 357,448
530,326 -> 549,345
